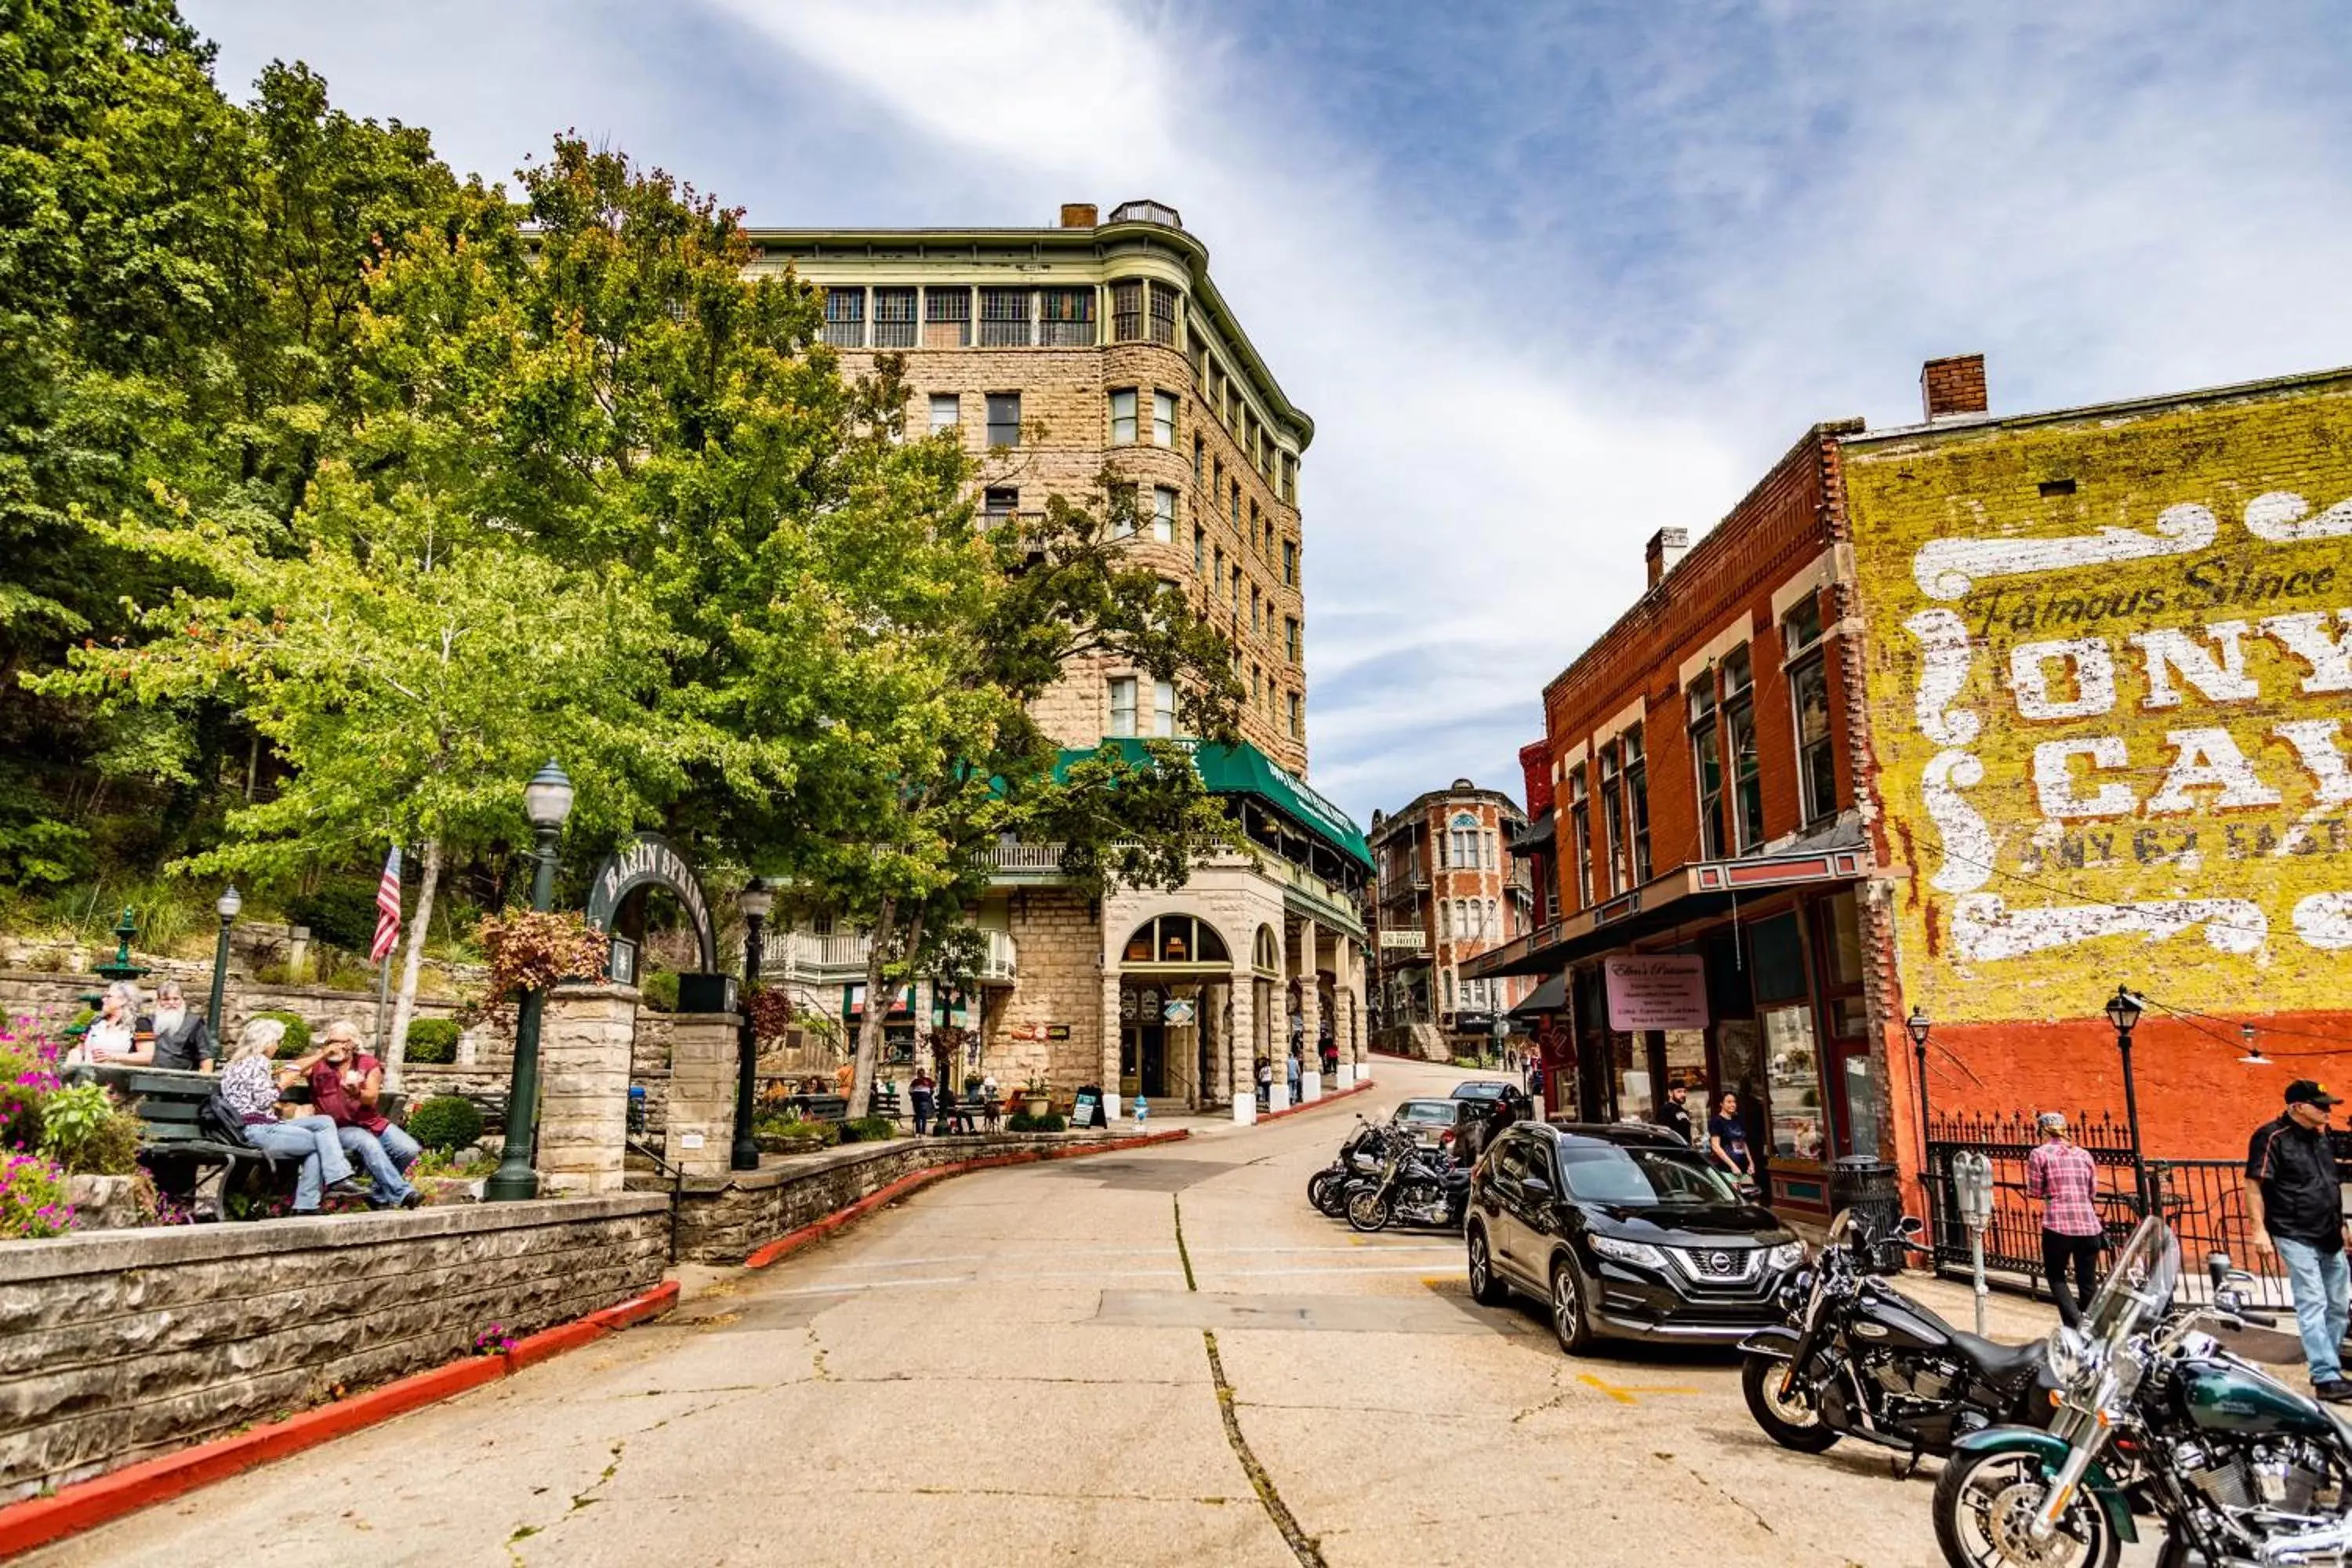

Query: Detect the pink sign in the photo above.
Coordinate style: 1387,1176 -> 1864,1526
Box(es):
1603,956 -> 1708,1031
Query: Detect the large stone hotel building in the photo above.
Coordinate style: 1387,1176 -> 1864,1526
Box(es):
745,200 -> 1370,1120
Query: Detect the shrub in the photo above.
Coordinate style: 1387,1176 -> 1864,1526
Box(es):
0,1043 -> 55,1153
405,1095 -> 485,1152
753,1116 -> 839,1148
1004,1111 -> 1036,1132
37,1083 -> 140,1175
837,1116 -> 896,1144
405,1018 -> 461,1065
637,968 -> 680,1012
253,1010 -> 311,1058
0,1152 -> 73,1239
289,878 -> 387,953
1031,1112 -> 1066,1133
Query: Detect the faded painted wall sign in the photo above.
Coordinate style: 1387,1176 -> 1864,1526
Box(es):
1603,956 -> 1709,1031
1846,385 -> 2352,1022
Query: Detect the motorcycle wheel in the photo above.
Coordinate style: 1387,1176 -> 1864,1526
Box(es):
1739,1353 -> 1839,1454
1345,1191 -> 1391,1233
1932,1446 -> 2121,1568
1316,1174 -> 1356,1218
2151,1540 -> 2193,1568
1466,1224 -> 1509,1306
1307,1170 -> 1334,1212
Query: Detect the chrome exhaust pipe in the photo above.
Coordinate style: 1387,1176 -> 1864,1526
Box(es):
2258,1519 -> 2352,1566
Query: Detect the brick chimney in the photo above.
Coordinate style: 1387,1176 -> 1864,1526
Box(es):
1921,354 -> 1988,422
1645,527 -> 1690,587
1058,202 -> 1098,229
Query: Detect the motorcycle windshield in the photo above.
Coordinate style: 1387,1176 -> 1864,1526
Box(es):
2079,1216 -> 2178,1355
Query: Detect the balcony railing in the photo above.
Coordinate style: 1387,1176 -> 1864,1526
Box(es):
978,840 -> 1069,873
764,929 -> 873,979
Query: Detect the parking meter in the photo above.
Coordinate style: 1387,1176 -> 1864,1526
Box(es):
1951,1151 -> 1994,1334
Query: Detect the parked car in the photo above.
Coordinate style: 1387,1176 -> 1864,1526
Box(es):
1388,1097 -> 1471,1153
1465,1120 -> 1803,1354
1450,1080 -> 1533,1123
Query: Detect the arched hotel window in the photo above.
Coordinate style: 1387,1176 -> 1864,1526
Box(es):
1120,914 -> 1231,967
1253,924 -> 1281,976
1450,812 -> 1479,868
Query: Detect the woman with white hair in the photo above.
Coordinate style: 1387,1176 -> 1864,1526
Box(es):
68,981 -> 153,1065
218,1018 -> 360,1214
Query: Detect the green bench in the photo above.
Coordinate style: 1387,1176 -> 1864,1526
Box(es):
65,1064 -> 295,1185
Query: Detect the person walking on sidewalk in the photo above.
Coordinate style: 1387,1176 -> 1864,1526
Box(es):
2025,1112 -> 2103,1329
2248,1080 -> 2352,1403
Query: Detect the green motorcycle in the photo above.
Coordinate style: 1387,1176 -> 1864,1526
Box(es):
1933,1215 -> 2352,1568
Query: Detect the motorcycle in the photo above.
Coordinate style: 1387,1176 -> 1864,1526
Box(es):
1342,1136 -> 1468,1234
1931,1214 -> 2350,1568
1740,1210 -> 2059,1467
1308,1116 -> 1394,1218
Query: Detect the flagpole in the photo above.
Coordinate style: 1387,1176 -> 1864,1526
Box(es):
373,956 -> 393,1059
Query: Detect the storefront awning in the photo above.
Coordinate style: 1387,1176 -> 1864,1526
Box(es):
1464,837 -> 1871,981
1054,739 -> 1373,871
1508,971 -> 1566,1017
1508,807 -> 1555,856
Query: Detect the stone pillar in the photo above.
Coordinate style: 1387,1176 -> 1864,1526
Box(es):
1297,921 -> 1323,1103
1102,957 -> 1123,1122
662,1011 -> 743,1177
1229,967 -> 1256,1126
538,983 -> 639,1196
1347,939 -> 1370,1085
1335,942 -> 1358,1089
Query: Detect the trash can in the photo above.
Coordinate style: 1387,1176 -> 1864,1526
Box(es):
1828,1156 -> 1904,1272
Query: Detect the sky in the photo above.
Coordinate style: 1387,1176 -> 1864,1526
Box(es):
185,0 -> 2352,828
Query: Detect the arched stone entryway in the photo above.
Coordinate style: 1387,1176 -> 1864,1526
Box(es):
1114,913 -> 1232,1109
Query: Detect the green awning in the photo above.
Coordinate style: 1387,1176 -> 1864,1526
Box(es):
1054,739 -> 1373,871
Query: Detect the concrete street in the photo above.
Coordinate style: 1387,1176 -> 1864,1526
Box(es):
34,1056 -> 2132,1567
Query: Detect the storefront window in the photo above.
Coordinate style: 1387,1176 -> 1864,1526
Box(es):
1842,1054 -> 1883,1159
1611,1031 -> 1650,1123
1762,1004 -> 1823,1159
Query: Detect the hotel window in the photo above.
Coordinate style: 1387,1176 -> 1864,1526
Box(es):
1213,543 -> 1223,585
1250,587 -> 1260,634
1598,742 -> 1628,895
1111,389 -> 1138,445
985,393 -> 1022,448
1439,902 -> 1451,938
1689,677 -> 1728,859
1251,665 -> 1262,705
1281,453 -> 1297,504
978,287 -> 1032,347
1230,565 -> 1240,607
1195,526 -> 1206,573
1153,486 -> 1177,543
1784,597 -> 1835,826
1152,390 -> 1177,447
1229,481 -> 1240,528
1109,677 -> 1138,737
1450,811 -> 1479,868
1152,678 -> 1176,737
1287,691 -> 1301,737
1040,286 -> 1094,347
982,487 -> 1017,526
1283,539 -> 1296,586
822,287 -> 865,348
924,286 -> 971,348
1567,764 -> 1593,909
1193,434 -> 1205,481
1285,617 -> 1299,662
1487,898 -> 1498,938
928,393 -> 960,435
1149,281 -> 1179,345
1444,971 -> 1455,1011
1724,645 -> 1764,849
872,286 -> 916,348
1623,723 -> 1652,883
1111,280 -> 1145,343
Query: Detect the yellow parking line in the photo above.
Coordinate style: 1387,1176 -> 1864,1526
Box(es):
1577,1372 -> 1700,1405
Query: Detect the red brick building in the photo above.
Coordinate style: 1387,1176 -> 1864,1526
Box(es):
1367,782 -> 1534,1058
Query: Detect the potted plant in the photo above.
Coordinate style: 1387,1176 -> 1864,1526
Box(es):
1021,1074 -> 1052,1118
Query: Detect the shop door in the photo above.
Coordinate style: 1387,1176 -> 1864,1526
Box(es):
1140,1025 -> 1167,1097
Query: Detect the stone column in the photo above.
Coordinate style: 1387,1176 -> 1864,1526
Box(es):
1229,967 -> 1256,1126
1346,939 -> 1370,1086
538,983 -> 639,1196
662,1011 -> 743,1178
1297,920 -> 1323,1103
1334,936 -> 1358,1089
1101,949 -> 1123,1123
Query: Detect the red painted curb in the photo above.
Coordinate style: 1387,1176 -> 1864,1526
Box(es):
742,1130 -> 1192,1271
0,1279 -> 681,1560
1259,1079 -> 1375,1122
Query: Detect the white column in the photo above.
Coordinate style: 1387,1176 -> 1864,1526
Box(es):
1101,946 -> 1122,1122
1229,967 -> 1256,1125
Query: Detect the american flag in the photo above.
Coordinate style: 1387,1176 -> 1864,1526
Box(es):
370,847 -> 403,964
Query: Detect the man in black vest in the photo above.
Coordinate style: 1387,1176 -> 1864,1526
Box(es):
2248,1080 -> 2352,1401
147,980 -> 215,1072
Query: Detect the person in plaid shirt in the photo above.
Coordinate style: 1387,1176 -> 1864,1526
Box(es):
2026,1112 -> 2103,1328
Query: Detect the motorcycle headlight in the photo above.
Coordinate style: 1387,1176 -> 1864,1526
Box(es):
1589,1235 -> 1670,1270
1765,1240 -> 1806,1272
2045,1324 -> 2099,1387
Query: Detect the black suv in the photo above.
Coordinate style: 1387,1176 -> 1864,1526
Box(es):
1450,1080 -> 1534,1123
1465,1121 -> 1803,1354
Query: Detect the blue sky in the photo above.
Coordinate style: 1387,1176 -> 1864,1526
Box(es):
185,0 -> 2352,827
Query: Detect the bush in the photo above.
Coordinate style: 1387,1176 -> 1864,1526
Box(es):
289,878 -> 387,953
37,1083 -> 140,1175
753,1116 -> 840,1149
637,968 -> 680,1012
837,1116 -> 896,1144
0,1152 -> 73,1239
405,1018 -> 461,1065
252,1010 -> 311,1058
405,1094 -> 485,1152
1031,1112 -> 1066,1133
1004,1111 -> 1036,1132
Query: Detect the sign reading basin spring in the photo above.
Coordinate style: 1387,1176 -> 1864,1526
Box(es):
1603,956 -> 1708,1032
583,833 -> 717,975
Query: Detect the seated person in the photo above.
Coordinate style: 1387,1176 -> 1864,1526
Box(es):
69,982 -> 154,1065
147,980 -> 216,1072
281,1020 -> 421,1210
220,1018 -> 361,1214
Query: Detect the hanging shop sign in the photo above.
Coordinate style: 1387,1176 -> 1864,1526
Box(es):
1603,955 -> 1709,1031
1378,929 -> 1428,949
1162,998 -> 1196,1025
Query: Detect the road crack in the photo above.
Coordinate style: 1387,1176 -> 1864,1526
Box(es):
1175,1194 -> 1327,1568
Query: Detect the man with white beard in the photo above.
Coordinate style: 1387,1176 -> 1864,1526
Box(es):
147,979 -> 215,1072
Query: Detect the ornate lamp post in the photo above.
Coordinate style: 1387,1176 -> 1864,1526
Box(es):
731,878 -> 773,1172
2105,984 -> 2149,1210
206,886 -> 242,1036
485,761 -> 574,1203
1905,1006 -> 1933,1173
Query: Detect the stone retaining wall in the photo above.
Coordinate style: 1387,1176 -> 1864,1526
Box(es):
664,1134 -> 1148,1265
0,967 -> 513,1065
0,1195 -> 670,1501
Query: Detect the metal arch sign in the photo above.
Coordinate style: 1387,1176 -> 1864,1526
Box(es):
583,833 -> 717,974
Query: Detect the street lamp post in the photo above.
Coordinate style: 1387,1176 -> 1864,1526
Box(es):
731,879 -> 773,1172
1905,1006 -> 1933,1175
2105,984 -> 2149,1211
207,885 -> 242,1039
485,761 -> 574,1203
